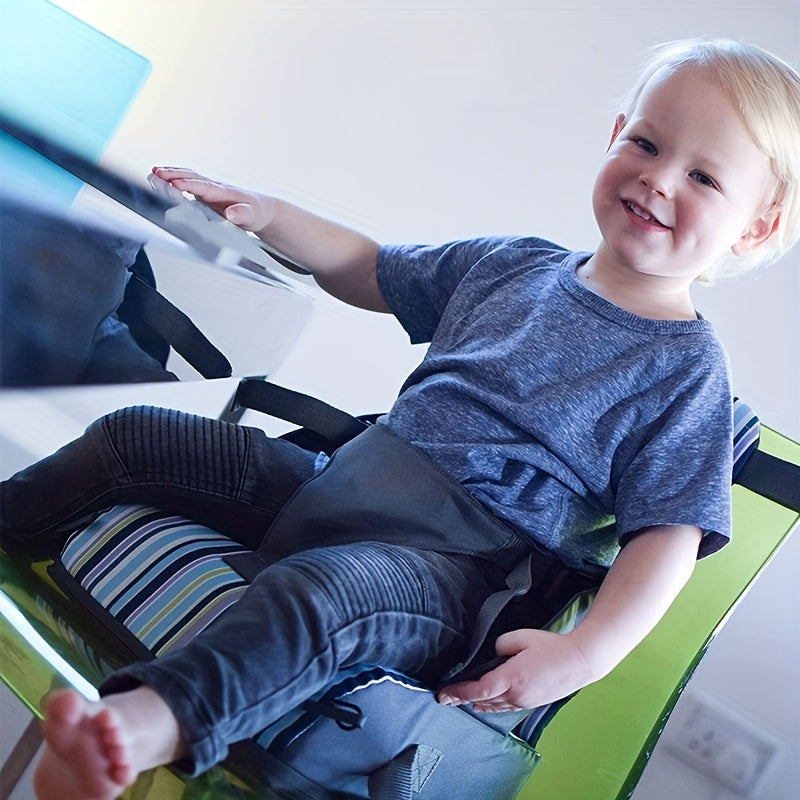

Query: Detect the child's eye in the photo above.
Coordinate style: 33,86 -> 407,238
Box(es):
632,137 -> 658,155
690,170 -> 719,190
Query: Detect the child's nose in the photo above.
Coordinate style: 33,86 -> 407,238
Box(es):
639,164 -> 674,198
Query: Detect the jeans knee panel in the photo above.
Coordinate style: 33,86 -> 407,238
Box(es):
100,406 -> 252,496
278,545 -> 433,622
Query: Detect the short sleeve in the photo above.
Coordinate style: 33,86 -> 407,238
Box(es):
376,238 -> 509,344
614,341 -> 733,559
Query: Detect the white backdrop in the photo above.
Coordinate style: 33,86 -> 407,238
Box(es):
52,0 -> 800,438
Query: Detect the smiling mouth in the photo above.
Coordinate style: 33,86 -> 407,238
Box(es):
623,200 -> 669,229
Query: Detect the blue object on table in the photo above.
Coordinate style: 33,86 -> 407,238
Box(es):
0,0 -> 150,205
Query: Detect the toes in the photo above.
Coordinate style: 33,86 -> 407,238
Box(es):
93,707 -> 119,741
108,759 -> 135,787
93,708 -> 133,784
41,691 -> 88,751
37,690 -> 132,799
44,689 -> 86,725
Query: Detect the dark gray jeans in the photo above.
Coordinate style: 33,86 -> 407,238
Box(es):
0,406 -> 511,773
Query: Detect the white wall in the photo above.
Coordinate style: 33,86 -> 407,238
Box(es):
54,0 -> 800,440
2,1 -> 798,798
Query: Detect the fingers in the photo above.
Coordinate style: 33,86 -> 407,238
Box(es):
471,698 -> 520,713
438,663 -> 513,709
438,683 -> 520,713
152,166 -> 206,181
221,202 -> 260,228
151,167 -> 232,202
494,629 -> 530,657
151,166 -> 212,194
152,168 -> 228,199
150,166 -> 270,232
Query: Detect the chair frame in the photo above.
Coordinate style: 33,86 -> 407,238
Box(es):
1,409 -> 798,800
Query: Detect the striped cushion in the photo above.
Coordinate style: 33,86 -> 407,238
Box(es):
732,398 -> 760,481
60,504 -> 249,656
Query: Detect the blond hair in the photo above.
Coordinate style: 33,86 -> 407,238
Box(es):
624,38 -> 800,281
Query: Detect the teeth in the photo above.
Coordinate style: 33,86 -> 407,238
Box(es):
627,201 -> 653,221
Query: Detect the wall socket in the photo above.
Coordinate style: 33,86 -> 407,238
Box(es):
663,691 -> 782,795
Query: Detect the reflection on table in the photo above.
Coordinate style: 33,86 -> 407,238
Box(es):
0,193 -> 315,389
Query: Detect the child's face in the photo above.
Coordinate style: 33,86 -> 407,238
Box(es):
591,65 -> 778,285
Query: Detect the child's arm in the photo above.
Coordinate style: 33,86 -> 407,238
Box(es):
438,524 -> 703,712
152,167 -> 387,312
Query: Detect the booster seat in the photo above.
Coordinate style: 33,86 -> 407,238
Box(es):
1,386 -> 798,800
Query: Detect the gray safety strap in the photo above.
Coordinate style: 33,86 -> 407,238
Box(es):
441,553 -> 534,683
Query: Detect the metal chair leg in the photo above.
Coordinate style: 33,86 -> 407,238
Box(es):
0,715 -> 43,800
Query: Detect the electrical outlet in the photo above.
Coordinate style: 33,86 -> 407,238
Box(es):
663,692 -> 782,795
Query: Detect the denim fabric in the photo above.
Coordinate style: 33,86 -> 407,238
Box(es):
0,405 -> 506,774
76,316 -> 179,385
103,542 -> 497,774
0,196 -> 174,387
0,405 -> 317,554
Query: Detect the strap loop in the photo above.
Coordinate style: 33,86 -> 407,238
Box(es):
232,378 -> 369,451
368,745 -> 443,800
734,449 -> 800,512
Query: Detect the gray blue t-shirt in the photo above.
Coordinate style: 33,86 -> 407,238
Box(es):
376,236 -> 733,571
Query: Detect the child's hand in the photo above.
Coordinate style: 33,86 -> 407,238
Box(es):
151,167 -> 278,234
439,527 -> 703,713
437,628 -> 596,712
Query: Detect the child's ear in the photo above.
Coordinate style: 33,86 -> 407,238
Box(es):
732,204 -> 781,256
608,114 -> 627,149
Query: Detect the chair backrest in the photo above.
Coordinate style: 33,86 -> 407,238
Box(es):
518,418 -> 800,799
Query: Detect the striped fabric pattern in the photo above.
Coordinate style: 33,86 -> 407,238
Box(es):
732,398 -> 760,481
61,504 -> 249,656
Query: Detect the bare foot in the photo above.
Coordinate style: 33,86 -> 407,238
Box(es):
34,687 -> 187,800
34,690 -> 130,800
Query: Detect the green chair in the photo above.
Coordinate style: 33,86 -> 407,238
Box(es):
520,419 -> 800,799
1,398 -> 798,799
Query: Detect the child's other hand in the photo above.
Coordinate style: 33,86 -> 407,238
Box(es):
151,167 -> 278,234
437,628 -> 597,712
